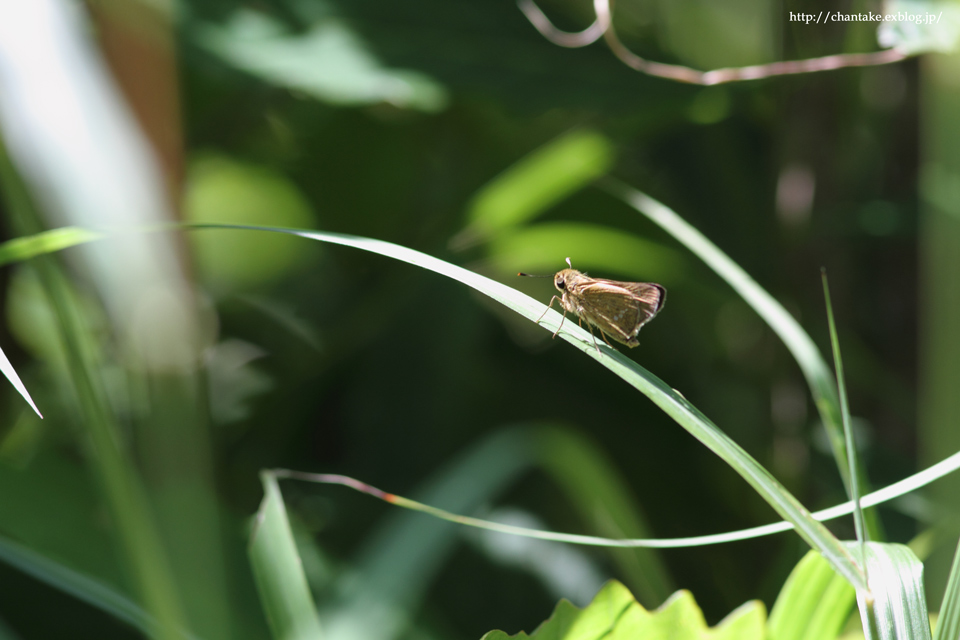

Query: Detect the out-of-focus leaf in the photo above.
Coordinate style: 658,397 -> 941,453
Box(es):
320,427 -> 537,640
5,266 -> 105,370
855,542 -> 931,640
489,222 -> 682,282
205,339 -> 273,425
769,550 -> 856,640
0,617 -> 22,640
877,0 -> 960,54
534,426 -> 673,605
0,534 -> 158,637
459,130 -> 614,244
185,155 -> 317,291
196,10 -> 447,112
249,472 -> 323,640
0,227 -> 102,268
480,580 -> 765,639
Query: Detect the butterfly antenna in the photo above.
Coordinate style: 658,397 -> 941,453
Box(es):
518,272 -> 551,278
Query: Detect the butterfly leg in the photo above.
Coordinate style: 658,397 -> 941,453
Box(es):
585,324 -> 602,354
535,295 -> 560,325
551,307 -> 568,339
598,329 -> 615,349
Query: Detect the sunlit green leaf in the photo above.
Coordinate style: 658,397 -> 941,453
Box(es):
0,227 -> 102,268
855,542 -> 931,640
479,580 -> 765,639
769,550 -> 856,640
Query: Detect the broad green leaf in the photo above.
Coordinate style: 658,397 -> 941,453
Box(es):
769,550 -> 856,640
479,580 -> 765,640
249,472 -> 323,640
197,10 -> 447,112
854,542 -> 931,640
461,130 -> 614,242
877,0 -> 960,54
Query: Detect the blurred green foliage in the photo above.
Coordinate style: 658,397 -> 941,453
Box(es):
0,0 -> 938,638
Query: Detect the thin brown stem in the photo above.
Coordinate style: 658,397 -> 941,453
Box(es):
522,0 -> 910,85
518,0 -> 606,47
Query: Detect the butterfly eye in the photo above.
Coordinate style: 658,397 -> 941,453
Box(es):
556,278 -> 564,289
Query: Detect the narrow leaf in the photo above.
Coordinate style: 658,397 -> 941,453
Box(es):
0,227 -> 103,267
602,181 -> 852,497
0,533 -> 177,638
187,222 -> 864,591
823,271 -> 867,562
7,222 -> 869,590
0,343 -> 41,418
458,130 -> 614,244
249,471 -> 323,640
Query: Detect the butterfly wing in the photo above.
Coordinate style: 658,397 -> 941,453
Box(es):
576,280 -> 666,347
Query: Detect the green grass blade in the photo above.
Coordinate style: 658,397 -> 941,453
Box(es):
249,471 -> 323,640
0,222 -> 868,590
932,536 -> 960,640
0,534 -> 162,637
600,180 -> 849,487
252,443 -> 960,550
822,271 -> 867,560
0,227 -> 103,267
181,223 -> 864,590
0,342 -> 41,418
0,146 -> 186,639
854,543 -> 931,640
769,550 -> 856,640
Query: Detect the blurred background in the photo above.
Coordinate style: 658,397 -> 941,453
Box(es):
0,0 -> 955,638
